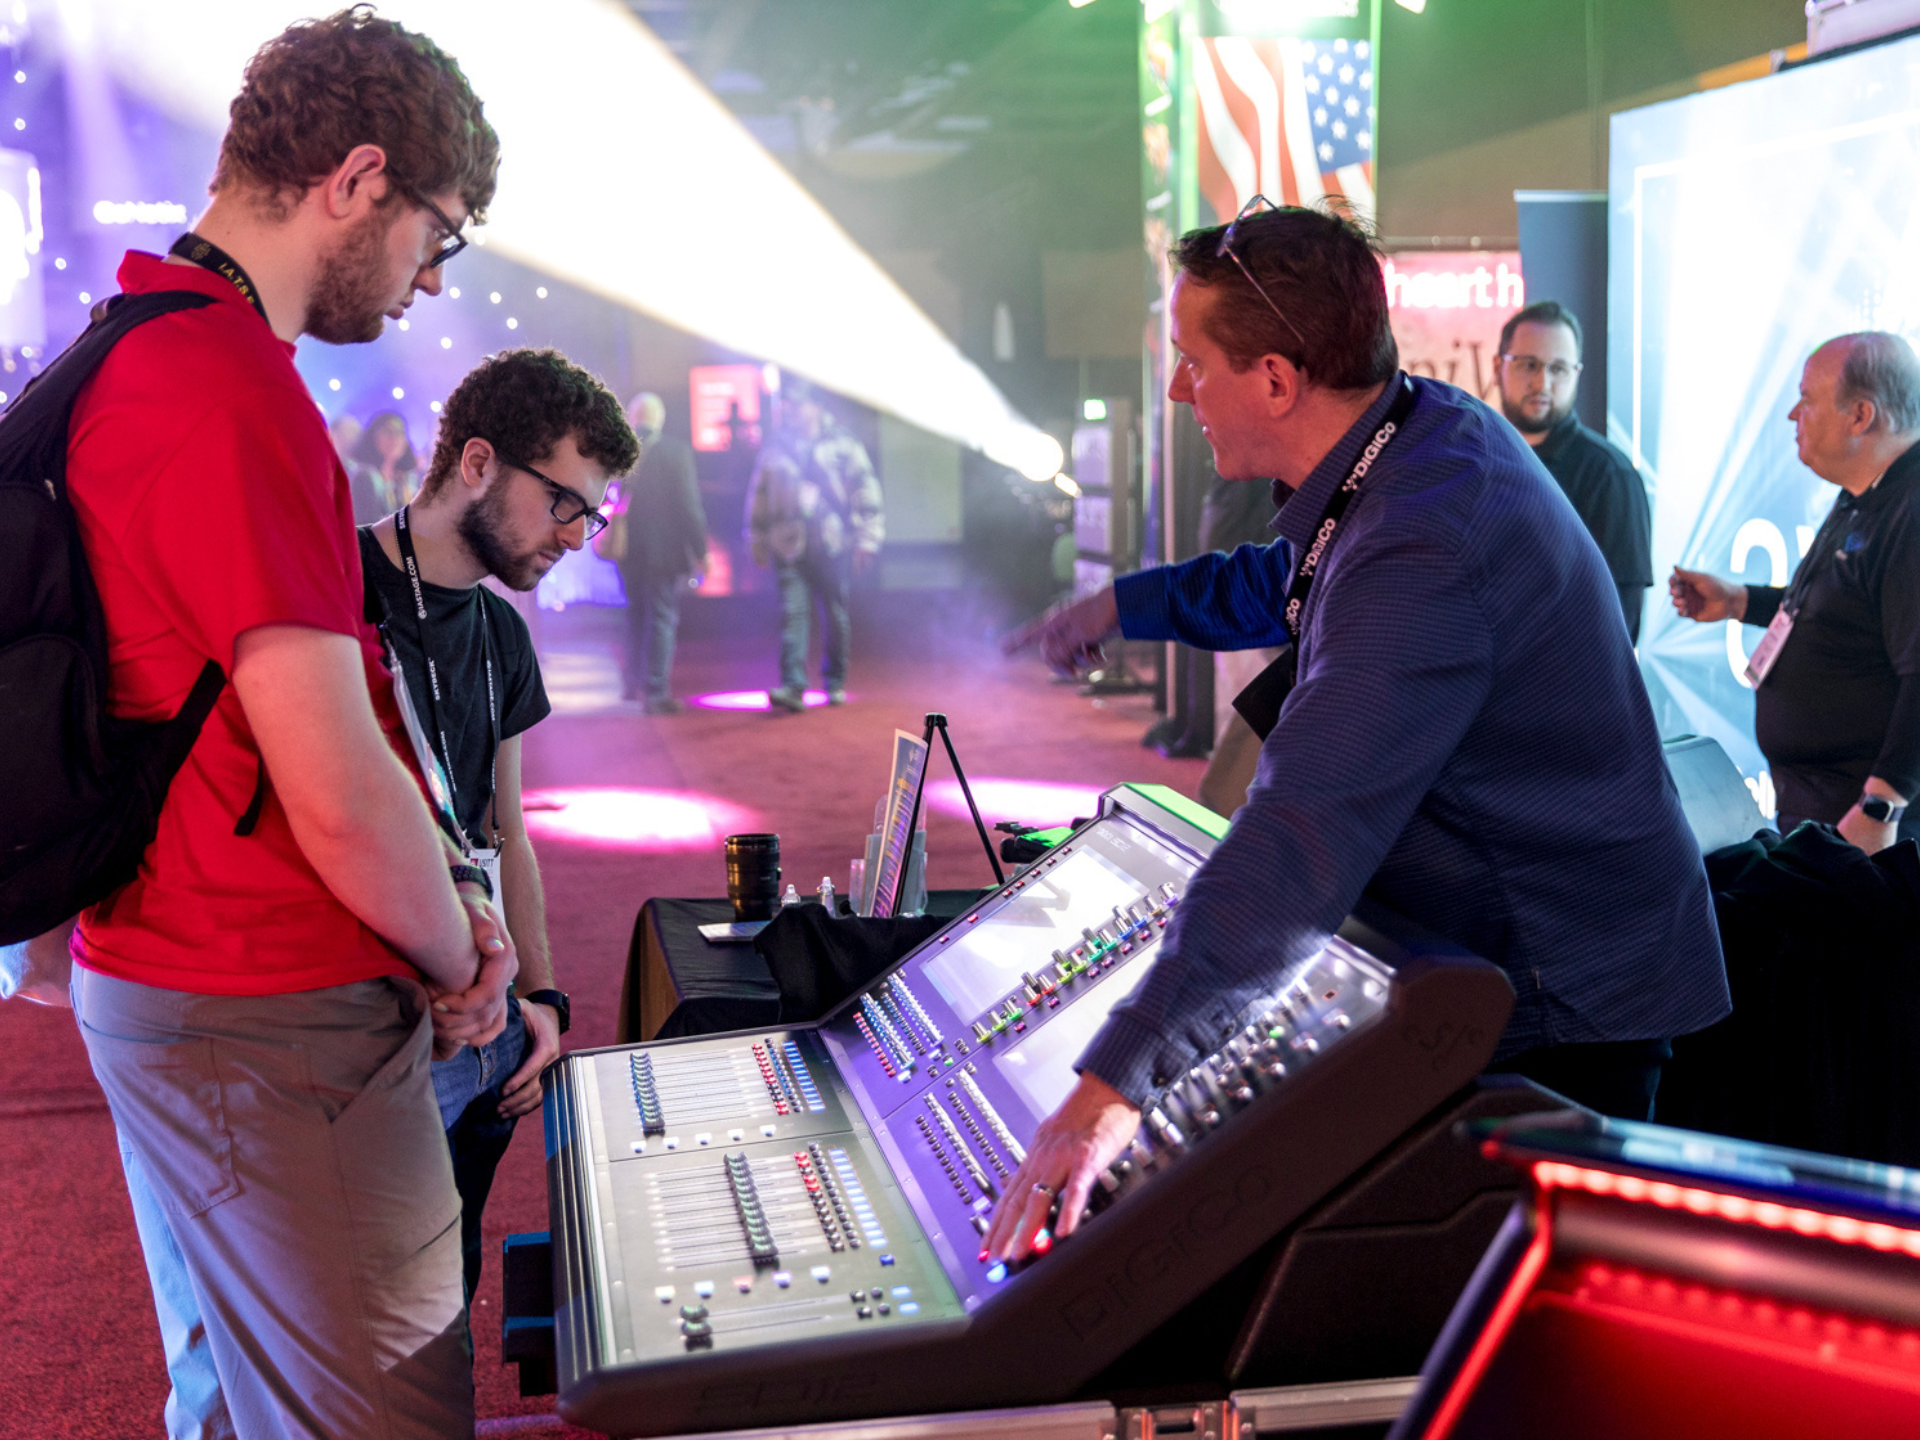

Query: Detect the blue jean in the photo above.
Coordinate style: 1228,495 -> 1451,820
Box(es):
432,998 -> 529,1302
622,570 -> 684,703
777,550 -> 851,692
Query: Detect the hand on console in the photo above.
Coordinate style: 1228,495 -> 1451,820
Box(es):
984,1070 -> 1140,1263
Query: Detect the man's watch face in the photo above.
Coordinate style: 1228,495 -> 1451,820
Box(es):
1863,797 -> 1903,823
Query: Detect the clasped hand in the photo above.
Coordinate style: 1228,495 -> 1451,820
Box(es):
430,886 -> 517,1061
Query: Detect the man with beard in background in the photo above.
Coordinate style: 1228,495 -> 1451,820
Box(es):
1495,300 -> 1653,641
361,348 -> 638,1306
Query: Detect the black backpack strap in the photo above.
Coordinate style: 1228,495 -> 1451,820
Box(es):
234,758 -> 268,837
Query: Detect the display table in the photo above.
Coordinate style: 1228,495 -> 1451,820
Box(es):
616,890 -> 986,1042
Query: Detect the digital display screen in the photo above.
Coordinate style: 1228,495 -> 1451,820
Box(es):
1610,36 -> 1920,812
993,960 -> 1152,1122
919,844 -> 1140,1021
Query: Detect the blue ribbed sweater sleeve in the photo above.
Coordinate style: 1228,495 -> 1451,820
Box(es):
1079,523 -> 1495,1104
1113,540 -> 1297,651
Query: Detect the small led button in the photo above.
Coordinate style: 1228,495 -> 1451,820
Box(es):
695,1281 -> 715,1299
879,1253 -> 896,1266
734,1277 -> 753,1293
630,1141 -> 647,1154
899,1301 -> 920,1314
811,1265 -> 832,1282
729,1128 -> 745,1142
761,1124 -> 777,1137
773,1271 -> 792,1288
892,1286 -> 912,1298
696,1133 -> 712,1146
655,1286 -> 675,1303
664,1137 -> 679,1150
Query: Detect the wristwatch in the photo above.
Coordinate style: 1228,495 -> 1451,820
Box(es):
448,862 -> 492,900
1861,795 -> 1908,825
521,987 -> 571,1034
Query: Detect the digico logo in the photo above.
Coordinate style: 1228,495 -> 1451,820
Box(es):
699,1371 -> 880,1415
1056,1166 -> 1274,1340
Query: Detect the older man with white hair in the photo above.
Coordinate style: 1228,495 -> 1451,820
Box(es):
1673,331 -> 1920,853
615,390 -> 706,712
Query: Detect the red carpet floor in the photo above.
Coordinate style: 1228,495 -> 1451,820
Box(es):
0,603 -> 1203,1437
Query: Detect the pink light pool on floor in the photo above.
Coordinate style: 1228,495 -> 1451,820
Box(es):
691,689 -> 834,711
926,778 -> 1103,828
522,787 -> 761,851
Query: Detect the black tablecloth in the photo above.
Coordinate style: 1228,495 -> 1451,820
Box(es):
618,890 -> 987,1042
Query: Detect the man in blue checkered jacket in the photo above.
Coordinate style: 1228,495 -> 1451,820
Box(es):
989,202 -> 1727,1264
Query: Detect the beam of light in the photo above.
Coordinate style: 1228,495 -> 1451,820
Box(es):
521,786 -> 760,851
75,0 -> 1067,481
926,777 -> 1102,827
692,689 -> 832,711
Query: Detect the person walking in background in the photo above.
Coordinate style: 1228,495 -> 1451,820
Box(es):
355,407 -> 423,510
744,378 -> 882,712
1671,331 -> 1920,853
1494,300 -> 1653,642
608,391 -> 705,713
332,411 -> 389,524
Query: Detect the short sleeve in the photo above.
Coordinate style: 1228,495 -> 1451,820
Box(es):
488,596 -> 550,739
121,399 -> 357,666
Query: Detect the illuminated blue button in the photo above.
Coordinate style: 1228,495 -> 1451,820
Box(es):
773,1271 -> 792,1288
695,1281 -> 714,1298
878,1254 -> 896,1266
985,1263 -> 1007,1284
899,1302 -> 920,1314
811,1265 -> 832,1282
891,1286 -> 912,1298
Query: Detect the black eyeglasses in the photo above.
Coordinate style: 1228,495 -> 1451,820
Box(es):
1218,194 -> 1306,350
392,178 -> 468,268
496,453 -> 609,540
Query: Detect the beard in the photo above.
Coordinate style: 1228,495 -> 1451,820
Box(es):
1502,391 -> 1572,436
306,207 -> 401,345
455,479 -> 550,591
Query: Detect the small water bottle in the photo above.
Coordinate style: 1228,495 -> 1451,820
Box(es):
818,876 -> 836,913
781,882 -> 802,909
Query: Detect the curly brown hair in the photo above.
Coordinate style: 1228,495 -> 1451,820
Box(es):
214,6 -> 500,222
423,350 -> 640,498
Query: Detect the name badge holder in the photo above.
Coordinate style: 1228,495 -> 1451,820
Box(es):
1744,607 -> 1795,689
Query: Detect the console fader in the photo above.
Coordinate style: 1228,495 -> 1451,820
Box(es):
543,784 -> 1516,1436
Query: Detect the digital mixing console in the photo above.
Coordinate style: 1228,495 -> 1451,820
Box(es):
543,784 -> 1516,1436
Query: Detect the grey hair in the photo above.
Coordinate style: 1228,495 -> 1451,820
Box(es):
1835,332 -> 1920,434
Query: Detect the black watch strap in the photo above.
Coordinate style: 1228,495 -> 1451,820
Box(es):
448,862 -> 492,900
1862,795 -> 1907,824
522,988 -> 571,1034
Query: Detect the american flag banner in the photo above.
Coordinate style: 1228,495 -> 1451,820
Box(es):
1192,35 -> 1375,224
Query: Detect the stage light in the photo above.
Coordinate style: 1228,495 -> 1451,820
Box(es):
84,0 -> 1060,477
522,786 -> 761,851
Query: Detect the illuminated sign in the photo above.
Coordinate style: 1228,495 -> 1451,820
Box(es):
1384,251 -> 1523,404
91,199 -> 187,225
1382,256 -> 1525,311
0,147 -> 44,348
690,363 -> 763,453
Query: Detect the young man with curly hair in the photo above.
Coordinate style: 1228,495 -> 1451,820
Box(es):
59,8 -> 505,1436
361,349 -> 638,1309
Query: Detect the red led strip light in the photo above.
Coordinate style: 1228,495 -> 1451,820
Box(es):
1414,1204 -> 1555,1440
1531,1161 -> 1920,1257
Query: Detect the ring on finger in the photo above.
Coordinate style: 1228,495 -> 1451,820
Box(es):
1032,1182 -> 1055,1198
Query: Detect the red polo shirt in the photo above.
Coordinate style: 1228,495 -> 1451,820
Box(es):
67,252 -> 415,995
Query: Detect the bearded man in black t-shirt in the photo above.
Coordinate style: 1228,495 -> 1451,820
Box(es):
362,348 -> 639,1301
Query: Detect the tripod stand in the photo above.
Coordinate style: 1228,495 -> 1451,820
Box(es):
891,712 -> 1005,918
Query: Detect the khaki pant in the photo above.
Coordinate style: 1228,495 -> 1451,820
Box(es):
75,968 -> 472,1440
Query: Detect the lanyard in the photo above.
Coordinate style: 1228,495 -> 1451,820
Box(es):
1281,374 -> 1418,645
168,233 -> 270,327
394,506 -> 500,846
